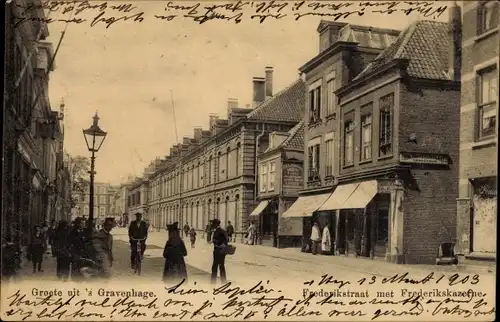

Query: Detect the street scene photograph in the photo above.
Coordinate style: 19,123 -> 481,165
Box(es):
1,0 -> 498,321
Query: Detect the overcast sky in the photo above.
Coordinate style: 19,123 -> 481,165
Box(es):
46,1 -> 453,184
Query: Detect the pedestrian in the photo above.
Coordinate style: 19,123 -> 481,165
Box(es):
29,225 -> 46,273
128,212 -> 148,270
188,227 -> 197,248
162,222 -> 188,284
310,221 -> 321,255
92,218 -> 115,279
211,219 -> 228,284
205,222 -> 212,243
226,221 -> 234,243
68,217 -> 89,281
246,221 -> 256,245
183,223 -> 190,238
47,220 -> 57,257
54,220 -> 72,281
321,221 -> 332,255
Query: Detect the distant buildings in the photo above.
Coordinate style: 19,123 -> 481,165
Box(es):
72,182 -> 118,224
456,1 -> 498,260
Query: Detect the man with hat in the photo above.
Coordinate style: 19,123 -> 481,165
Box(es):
128,213 -> 148,270
211,219 -> 228,284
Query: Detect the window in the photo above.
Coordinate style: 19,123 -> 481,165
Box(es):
268,162 -> 276,191
100,195 -> 106,203
208,156 -> 212,184
235,143 -> 240,176
325,137 -> 334,176
191,166 -> 194,189
100,206 -> 106,217
326,76 -> 336,116
344,121 -> 354,165
260,164 -> 267,192
478,67 -> 498,139
361,114 -> 372,160
199,162 -> 204,187
379,94 -> 394,156
308,145 -> 320,180
226,147 -> 231,179
217,152 -> 222,182
478,1 -> 499,35
196,162 -> 200,188
309,86 -> 321,123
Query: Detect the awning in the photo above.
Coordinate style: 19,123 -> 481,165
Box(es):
342,180 -> 378,209
281,193 -> 331,218
318,183 -> 359,211
249,200 -> 270,217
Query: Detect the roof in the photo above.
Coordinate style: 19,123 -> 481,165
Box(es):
279,121 -> 304,150
353,21 -> 450,82
246,79 -> 305,123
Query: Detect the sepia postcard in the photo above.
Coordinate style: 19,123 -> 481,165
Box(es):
1,0 -> 498,321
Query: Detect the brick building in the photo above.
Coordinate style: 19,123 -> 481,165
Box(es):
456,1 -> 498,260
282,21 -> 400,253
251,121 -> 305,248
134,68 -> 305,240
329,17 -> 461,265
3,0 -> 63,248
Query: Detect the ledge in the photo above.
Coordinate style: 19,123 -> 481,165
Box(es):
359,159 -> 373,165
472,138 -> 496,150
465,252 -> 496,262
474,28 -> 499,43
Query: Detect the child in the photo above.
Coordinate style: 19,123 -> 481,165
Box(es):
188,227 -> 197,248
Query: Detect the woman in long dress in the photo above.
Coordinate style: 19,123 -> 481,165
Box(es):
321,223 -> 332,255
162,222 -> 188,283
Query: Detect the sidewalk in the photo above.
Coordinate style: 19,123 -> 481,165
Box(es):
113,228 -> 496,284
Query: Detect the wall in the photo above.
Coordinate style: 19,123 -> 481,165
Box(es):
399,84 -> 460,264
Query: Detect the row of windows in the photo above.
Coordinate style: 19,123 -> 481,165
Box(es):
308,136 -> 335,180
77,206 -> 107,216
150,144 -> 242,200
74,194 -> 110,203
259,162 -> 276,193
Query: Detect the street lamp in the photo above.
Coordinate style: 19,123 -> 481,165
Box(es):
83,112 -> 107,231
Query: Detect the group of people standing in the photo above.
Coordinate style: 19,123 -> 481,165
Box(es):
26,217 -> 116,280
308,221 -> 333,255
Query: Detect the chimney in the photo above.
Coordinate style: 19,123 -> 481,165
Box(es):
209,114 -> 219,130
182,137 -> 190,145
227,98 -> 238,109
265,67 -> 273,98
448,1 -> 462,82
252,77 -> 266,108
193,127 -> 202,141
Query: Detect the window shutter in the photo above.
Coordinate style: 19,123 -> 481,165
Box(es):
315,145 -> 320,170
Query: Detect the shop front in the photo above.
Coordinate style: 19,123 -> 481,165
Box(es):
318,179 -> 404,263
249,199 -> 279,247
281,192 -> 332,252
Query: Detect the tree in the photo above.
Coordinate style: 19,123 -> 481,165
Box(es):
65,153 -> 90,209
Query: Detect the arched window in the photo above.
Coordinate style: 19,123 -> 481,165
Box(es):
217,152 -> 222,182
208,156 -> 212,184
224,196 -> 230,227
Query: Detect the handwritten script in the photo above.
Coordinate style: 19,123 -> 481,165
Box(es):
1,273 -> 495,321
10,1 -> 449,28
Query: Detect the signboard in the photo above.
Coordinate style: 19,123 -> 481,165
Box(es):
283,164 -> 303,190
400,152 -> 449,165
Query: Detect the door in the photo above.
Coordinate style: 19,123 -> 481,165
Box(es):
472,196 -> 497,253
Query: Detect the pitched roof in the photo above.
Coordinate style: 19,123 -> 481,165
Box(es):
353,21 -> 450,82
279,121 -> 304,150
246,79 -> 305,123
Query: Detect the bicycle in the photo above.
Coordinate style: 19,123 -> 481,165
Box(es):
130,238 -> 146,275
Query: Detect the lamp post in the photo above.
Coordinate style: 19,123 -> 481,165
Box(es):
83,112 -> 107,232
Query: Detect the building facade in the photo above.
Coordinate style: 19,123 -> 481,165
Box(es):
252,121 -> 305,248
132,68 -> 305,241
72,182 -> 118,224
456,1 -> 498,260
282,22 -> 400,256
3,0 -> 62,248
111,183 -> 131,226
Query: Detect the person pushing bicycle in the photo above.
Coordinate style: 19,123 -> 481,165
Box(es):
128,213 -> 148,270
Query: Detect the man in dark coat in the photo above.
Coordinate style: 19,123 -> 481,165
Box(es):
128,213 -> 148,270
68,217 -> 89,280
211,219 -> 228,284
226,221 -> 234,243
